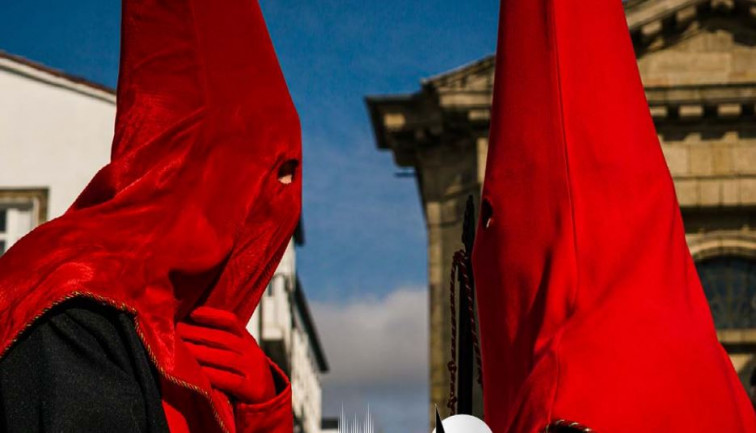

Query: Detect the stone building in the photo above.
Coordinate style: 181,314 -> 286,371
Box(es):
0,49 -> 330,433
368,0 -> 756,421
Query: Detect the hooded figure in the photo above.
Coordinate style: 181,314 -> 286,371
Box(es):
0,0 -> 300,432
472,0 -> 756,432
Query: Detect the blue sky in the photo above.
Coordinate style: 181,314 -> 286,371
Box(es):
264,0 -> 500,303
0,0 -> 499,302
0,1 -> 499,431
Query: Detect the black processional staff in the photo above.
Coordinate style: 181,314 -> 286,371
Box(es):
447,195 -> 484,416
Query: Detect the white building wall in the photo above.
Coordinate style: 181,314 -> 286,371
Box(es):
259,242 -> 295,347
0,57 -> 115,221
251,238 -> 327,433
291,323 -> 323,433
247,240 -> 294,343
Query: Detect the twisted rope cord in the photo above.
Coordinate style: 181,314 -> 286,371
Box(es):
447,257 -> 459,414
453,250 -> 484,388
543,420 -> 596,433
447,249 -> 484,414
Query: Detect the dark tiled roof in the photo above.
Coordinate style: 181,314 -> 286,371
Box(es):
0,50 -> 115,95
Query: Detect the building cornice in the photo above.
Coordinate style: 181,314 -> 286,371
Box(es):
367,0 -> 756,165
648,82 -> 756,123
627,0 -> 756,55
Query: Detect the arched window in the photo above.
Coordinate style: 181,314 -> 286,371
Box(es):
696,256 -> 756,329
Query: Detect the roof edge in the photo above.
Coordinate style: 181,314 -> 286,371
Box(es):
0,50 -> 116,102
421,55 -> 496,88
365,94 -> 415,151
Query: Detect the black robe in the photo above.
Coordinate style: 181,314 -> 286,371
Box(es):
0,299 -> 170,433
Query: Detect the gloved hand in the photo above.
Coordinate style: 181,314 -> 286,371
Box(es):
177,306 -> 276,404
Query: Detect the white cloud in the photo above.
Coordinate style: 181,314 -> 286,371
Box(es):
312,288 -> 429,433
312,287 -> 428,385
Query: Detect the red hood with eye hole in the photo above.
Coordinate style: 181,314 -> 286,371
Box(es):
472,0 -> 756,432
0,0 -> 300,431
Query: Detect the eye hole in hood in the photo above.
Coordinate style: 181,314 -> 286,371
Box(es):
278,159 -> 298,185
481,198 -> 493,230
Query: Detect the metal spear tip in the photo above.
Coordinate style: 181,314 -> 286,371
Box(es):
435,406 -> 446,433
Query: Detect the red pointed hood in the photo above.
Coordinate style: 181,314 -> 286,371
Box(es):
472,0 -> 755,432
0,0 -> 299,430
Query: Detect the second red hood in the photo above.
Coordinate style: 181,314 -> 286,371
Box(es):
472,0 -> 756,432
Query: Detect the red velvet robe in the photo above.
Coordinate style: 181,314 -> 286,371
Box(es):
0,0 -> 300,432
472,0 -> 756,432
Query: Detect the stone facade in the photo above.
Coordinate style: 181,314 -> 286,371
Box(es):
367,0 -> 756,423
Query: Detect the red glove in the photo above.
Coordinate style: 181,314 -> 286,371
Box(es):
177,306 -> 277,404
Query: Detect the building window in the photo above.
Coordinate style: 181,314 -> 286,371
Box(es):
696,255 -> 756,329
0,189 -> 48,256
0,209 -> 6,254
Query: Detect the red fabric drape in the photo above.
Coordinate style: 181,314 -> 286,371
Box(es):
472,0 -> 756,432
0,0 -> 300,431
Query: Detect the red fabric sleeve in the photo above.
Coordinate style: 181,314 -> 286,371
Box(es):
234,360 -> 293,433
